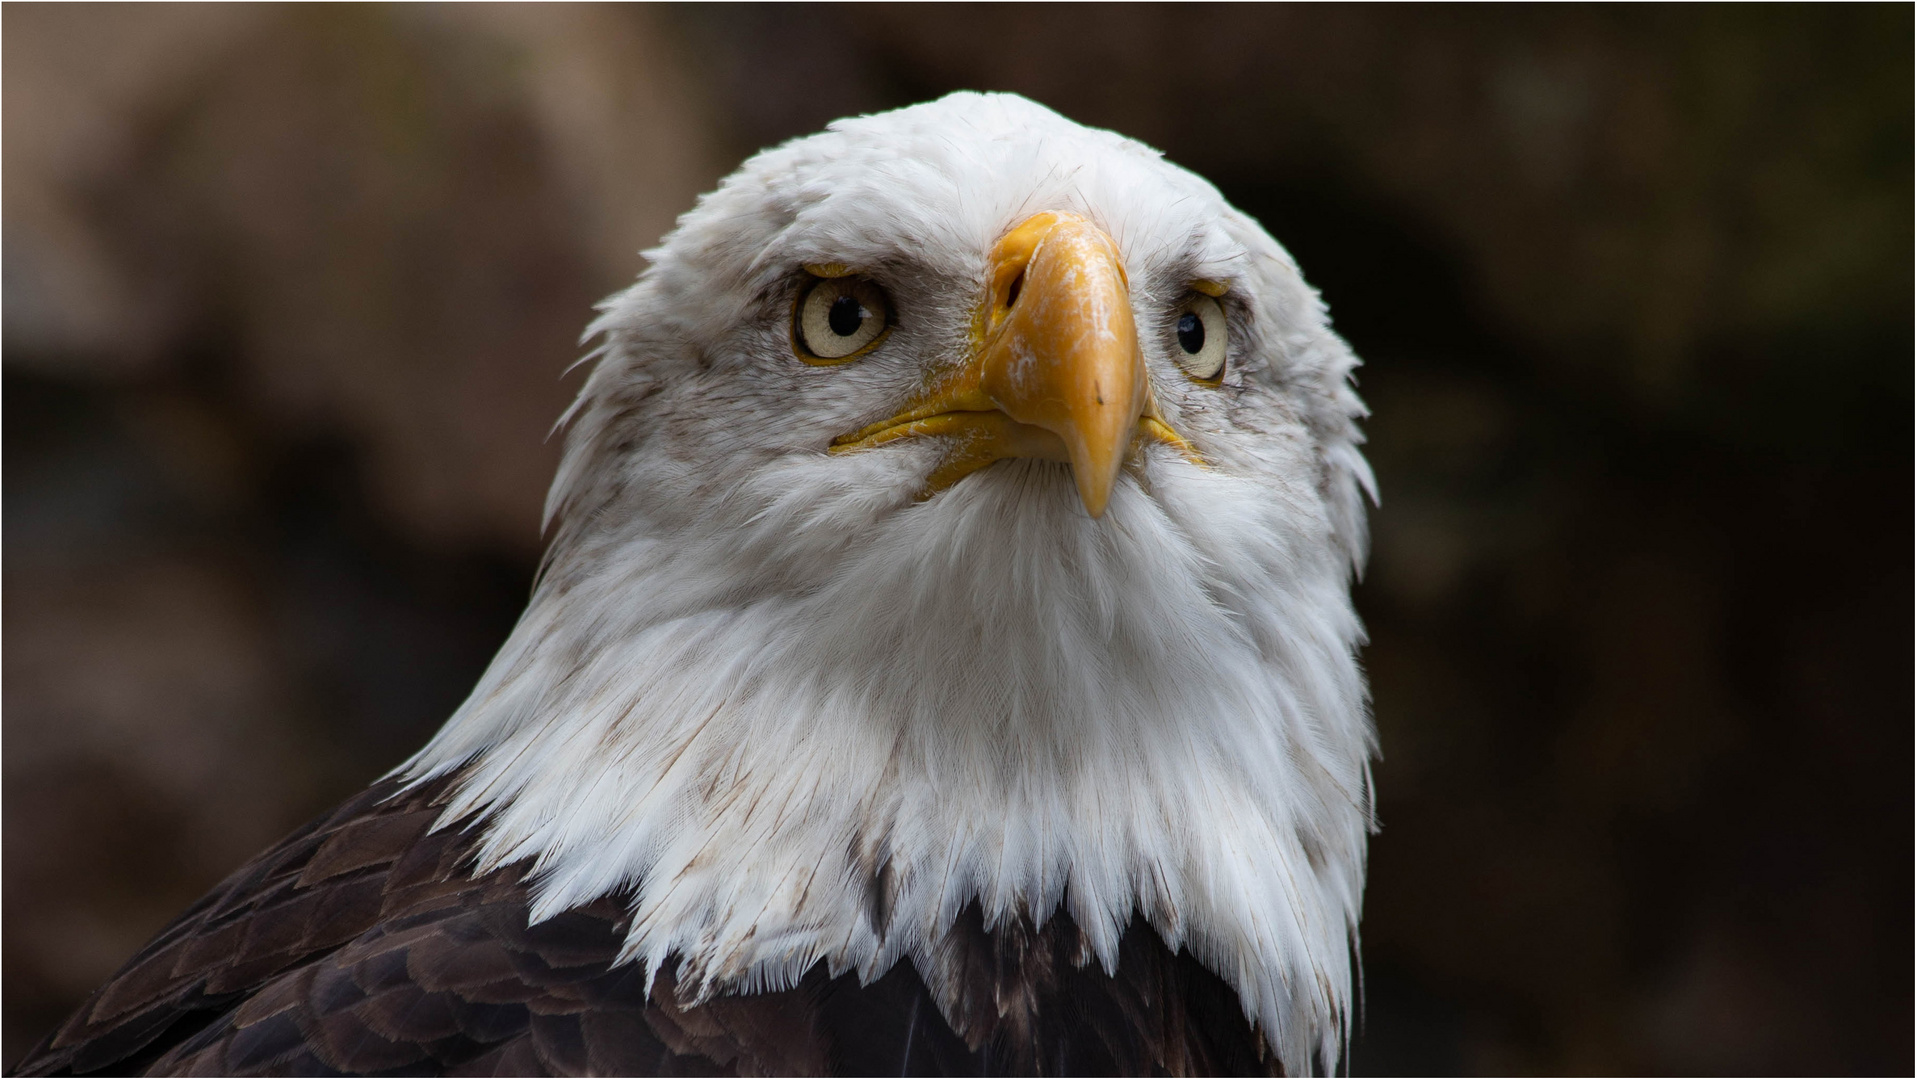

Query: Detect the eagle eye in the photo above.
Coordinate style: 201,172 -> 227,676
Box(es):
795,274 -> 892,363
1172,293 -> 1228,383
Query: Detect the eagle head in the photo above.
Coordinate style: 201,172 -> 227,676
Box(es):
408,92 -> 1375,1072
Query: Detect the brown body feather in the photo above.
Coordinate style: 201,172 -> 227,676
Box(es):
12,775 -> 1279,1077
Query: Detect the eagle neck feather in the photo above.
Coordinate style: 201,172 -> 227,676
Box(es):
406,432 -> 1370,1073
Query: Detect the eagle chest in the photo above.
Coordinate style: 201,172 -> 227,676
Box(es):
19,772 -> 1278,1076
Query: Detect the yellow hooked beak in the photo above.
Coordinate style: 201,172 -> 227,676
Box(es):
830,212 -> 1193,518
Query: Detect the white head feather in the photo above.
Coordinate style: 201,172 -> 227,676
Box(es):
404,91 -> 1376,1072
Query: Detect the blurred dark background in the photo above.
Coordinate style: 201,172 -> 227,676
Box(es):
4,4 -> 1909,1074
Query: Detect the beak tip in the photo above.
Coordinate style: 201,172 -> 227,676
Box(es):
1074,470 -> 1116,519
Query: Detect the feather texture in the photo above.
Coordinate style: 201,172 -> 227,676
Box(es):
14,772 -> 1275,1076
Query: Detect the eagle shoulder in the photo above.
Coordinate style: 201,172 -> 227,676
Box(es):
12,776 -> 710,1075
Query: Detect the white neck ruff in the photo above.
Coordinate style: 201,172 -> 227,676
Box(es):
405,446 -> 1372,1071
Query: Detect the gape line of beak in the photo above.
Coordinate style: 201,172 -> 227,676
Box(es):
829,212 -> 1199,518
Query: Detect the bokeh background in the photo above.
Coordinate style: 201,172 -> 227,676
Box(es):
5,4 -> 1910,1073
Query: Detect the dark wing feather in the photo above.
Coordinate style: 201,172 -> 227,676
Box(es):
12,772 -> 1279,1077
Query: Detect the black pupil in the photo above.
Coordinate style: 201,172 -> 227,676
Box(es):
1177,312 -> 1205,354
828,294 -> 865,337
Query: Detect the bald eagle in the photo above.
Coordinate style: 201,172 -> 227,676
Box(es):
16,92 -> 1376,1077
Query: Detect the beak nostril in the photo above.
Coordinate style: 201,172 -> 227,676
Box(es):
1005,270 -> 1024,309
